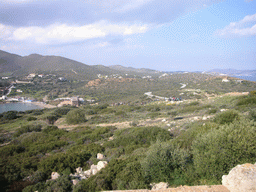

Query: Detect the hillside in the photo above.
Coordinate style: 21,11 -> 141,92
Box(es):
0,50 -> 161,81
1,89 -> 256,191
0,50 -> 22,75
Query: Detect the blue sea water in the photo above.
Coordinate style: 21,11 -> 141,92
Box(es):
0,102 -> 43,113
233,76 -> 256,82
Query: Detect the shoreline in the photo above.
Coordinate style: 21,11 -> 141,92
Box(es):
0,101 -> 56,109
30,101 -> 56,109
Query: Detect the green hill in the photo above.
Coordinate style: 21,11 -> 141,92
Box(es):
0,50 -> 161,80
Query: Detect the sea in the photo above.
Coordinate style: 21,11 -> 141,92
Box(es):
0,102 -> 43,114
233,76 -> 256,82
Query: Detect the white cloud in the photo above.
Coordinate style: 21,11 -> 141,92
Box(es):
0,23 -> 13,39
216,13 -> 256,37
0,21 -> 150,44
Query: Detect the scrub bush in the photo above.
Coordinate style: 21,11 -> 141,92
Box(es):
141,141 -> 190,183
192,119 -> 256,183
214,110 -> 240,125
66,109 -> 86,124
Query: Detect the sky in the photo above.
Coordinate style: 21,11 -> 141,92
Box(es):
0,0 -> 255,71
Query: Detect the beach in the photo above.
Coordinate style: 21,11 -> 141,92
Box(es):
32,102 -> 56,109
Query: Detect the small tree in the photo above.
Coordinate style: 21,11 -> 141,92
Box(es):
66,109 -> 86,124
46,115 -> 58,125
192,118 -> 256,182
3,111 -> 18,120
141,141 -> 190,183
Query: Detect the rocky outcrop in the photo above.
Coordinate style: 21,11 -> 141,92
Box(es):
70,161 -> 108,182
222,163 -> 256,192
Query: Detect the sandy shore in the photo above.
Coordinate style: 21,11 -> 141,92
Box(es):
32,102 -> 56,109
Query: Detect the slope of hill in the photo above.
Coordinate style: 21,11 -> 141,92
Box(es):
109,65 -> 160,76
0,50 -> 22,74
0,50 -> 161,80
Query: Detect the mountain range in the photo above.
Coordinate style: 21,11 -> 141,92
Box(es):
0,50 -> 159,80
0,50 -> 255,81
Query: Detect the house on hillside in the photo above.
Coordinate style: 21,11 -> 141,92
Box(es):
57,97 -> 80,107
236,80 -> 244,83
27,73 -> 36,79
58,77 -> 66,81
71,97 -> 81,107
222,78 -> 230,82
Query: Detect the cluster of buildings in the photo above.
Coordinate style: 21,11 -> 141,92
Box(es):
55,97 -> 84,107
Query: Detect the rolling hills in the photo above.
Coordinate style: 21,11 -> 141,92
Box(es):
0,50 -> 160,80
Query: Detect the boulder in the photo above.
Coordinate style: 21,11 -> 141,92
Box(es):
97,153 -> 105,160
91,164 -> 98,175
72,179 -> 79,185
150,182 -> 169,190
84,169 -> 92,177
51,172 -> 60,180
76,167 -> 83,173
222,163 -> 256,192
97,161 -> 108,170
108,136 -> 114,141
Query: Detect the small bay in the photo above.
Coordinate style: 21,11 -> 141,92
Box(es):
0,102 -> 43,113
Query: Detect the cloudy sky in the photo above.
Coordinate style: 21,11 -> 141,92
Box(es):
0,0 -> 255,71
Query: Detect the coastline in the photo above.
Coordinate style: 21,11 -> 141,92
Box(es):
31,102 -> 56,109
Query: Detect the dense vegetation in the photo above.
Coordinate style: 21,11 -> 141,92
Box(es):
0,89 -> 256,192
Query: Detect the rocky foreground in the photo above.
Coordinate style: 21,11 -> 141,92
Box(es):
49,162 -> 256,192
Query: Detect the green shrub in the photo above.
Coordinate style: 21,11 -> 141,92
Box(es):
112,161 -> 149,190
104,127 -> 171,154
2,111 -> 18,120
249,109 -> 256,121
45,175 -> 73,192
0,145 -> 25,158
192,119 -> 256,183
168,111 -> 177,116
73,158 -> 149,192
46,115 -> 58,125
141,141 -> 190,183
115,110 -> 127,117
66,109 -> 86,124
188,101 -> 199,106
42,126 -> 59,134
32,110 -> 44,116
14,124 -> 42,137
147,112 -> 160,119
54,107 -> 71,117
27,116 -> 37,121
172,122 -> 219,150
38,151 -> 91,174
207,108 -> 217,114
214,110 -> 240,125
237,96 -> 256,106
23,175 -> 72,192
249,90 -> 256,97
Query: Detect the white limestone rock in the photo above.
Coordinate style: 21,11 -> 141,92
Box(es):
51,172 -> 60,180
97,161 -> 108,170
84,169 -> 92,177
97,153 -> 105,160
150,182 -> 169,190
222,163 -> 256,192
76,167 -> 83,173
72,179 -> 79,185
